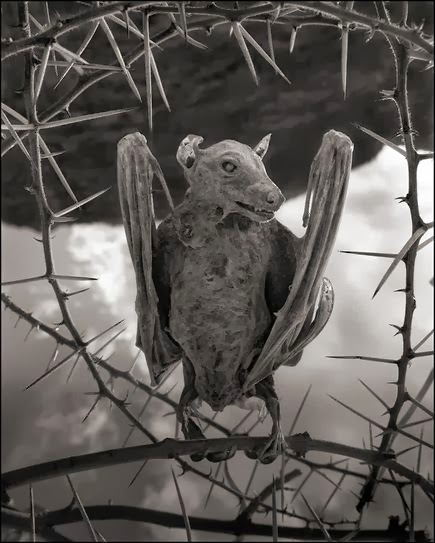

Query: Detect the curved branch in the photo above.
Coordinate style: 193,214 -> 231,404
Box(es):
1,505 -> 429,542
2,435 -> 433,495
1,507 -> 73,542
289,1 -> 433,54
2,1 -> 433,61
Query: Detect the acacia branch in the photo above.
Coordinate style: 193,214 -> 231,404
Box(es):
2,435 -> 433,496
1,508 -> 73,542
1,293 -> 75,347
356,2 -> 432,512
1,19 -> 223,158
289,1 -> 433,53
2,505 -> 430,542
2,2 -> 433,61
13,0 -> 194,479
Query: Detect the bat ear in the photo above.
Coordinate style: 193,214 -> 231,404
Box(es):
176,134 -> 204,170
253,133 -> 271,160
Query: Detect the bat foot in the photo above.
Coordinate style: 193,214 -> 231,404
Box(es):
190,453 -> 205,463
206,445 -> 237,463
244,448 -> 259,460
245,428 -> 287,464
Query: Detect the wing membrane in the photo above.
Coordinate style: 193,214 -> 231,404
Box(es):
243,130 -> 353,392
117,132 -> 180,386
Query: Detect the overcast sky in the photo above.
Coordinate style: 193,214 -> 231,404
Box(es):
1,146 -> 433,541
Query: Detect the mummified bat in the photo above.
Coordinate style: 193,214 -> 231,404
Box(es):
117,130 -> 353,463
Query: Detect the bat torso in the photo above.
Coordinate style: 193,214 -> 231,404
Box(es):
164,202 -> 275,411
119,131 -> 349,452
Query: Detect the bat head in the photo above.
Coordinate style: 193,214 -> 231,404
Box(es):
176,134 -> 284,223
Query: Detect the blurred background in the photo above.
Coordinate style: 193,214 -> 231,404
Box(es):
1,1 -> 434,541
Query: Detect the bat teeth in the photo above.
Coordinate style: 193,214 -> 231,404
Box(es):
235,200 -> 274,217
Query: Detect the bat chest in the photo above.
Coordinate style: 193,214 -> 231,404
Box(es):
169,219 -> 273,410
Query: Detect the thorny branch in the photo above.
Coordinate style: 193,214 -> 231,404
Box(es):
1,1 -> 433,61
2,505 -> 430,542
4,435 -> 430,492
1,1 -> 433,541
355,1 -> 433,513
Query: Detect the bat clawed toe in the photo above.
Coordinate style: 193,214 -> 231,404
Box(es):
245,428 -> 287,464
244,445 -> 277,465
244,448 -> 259,460
190,452 -> 205,462
258,449 -> 277,464
207,445 -> 237,463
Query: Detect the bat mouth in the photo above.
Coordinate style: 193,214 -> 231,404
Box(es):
235,201 -> 275,220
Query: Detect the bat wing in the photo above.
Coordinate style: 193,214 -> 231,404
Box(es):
243,130 -> 353,393
117,132 -> 181,386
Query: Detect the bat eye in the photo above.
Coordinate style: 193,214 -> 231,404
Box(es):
222,161 -> 237,173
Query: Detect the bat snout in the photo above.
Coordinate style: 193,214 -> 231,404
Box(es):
234,178 -> 284,222
264,188 -> 285,211
252,174 -> 285,211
